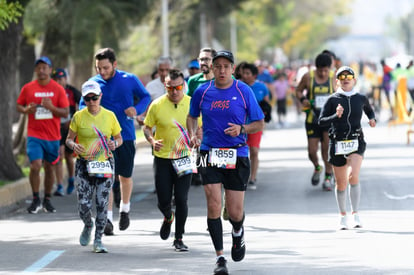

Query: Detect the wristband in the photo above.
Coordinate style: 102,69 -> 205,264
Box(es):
240,125 -> 246,134
114,140 -> 118,148
72,143 -> 76,151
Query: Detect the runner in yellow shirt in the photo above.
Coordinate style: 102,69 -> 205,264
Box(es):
66,80 -> 122,253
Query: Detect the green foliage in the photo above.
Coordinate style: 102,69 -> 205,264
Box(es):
235,0 -> 350,63
0,0 -> 24,30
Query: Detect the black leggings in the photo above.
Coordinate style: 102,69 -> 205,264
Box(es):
153,157 -> 191,239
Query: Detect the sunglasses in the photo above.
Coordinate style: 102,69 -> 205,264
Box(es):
84,95 -> 100,102
338,74 -> 354,80
198,57 -> 211,62
165,84 -> 184,92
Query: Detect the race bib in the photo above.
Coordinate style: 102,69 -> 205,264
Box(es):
35,106 -> 53,120
335,139 -> 359,155
172,156 -> 196,177
209,148 -> 237,169
314,95 -> 330,109
87,160 -> 113,178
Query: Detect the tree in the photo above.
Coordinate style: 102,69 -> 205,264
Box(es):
0,0 -> 26,181
0,0 -> 23,30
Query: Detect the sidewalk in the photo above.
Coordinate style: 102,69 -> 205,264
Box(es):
0,137 -> 149,218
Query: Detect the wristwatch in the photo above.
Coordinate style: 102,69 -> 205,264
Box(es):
114,140 -> 119,148
240,125 -> 246,134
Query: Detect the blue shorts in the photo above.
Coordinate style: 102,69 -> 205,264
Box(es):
199,151 -> 250,191
27,137 -> 60,164
113,140 -> 136,178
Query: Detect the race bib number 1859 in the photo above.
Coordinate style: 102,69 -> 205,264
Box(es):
209,148 -> 237,169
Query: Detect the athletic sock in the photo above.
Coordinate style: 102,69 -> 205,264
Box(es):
120,201 -> 130,213
349,183 -> 361,213
107,211 -> 113,222
335,187 -> 347,214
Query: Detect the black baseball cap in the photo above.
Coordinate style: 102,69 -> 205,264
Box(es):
212,50 -> 234,64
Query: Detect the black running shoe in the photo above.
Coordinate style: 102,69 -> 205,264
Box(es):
214,256 -> 228,275
113,186 -> 121,209
43,198 -> 56,213
173,239 -> 189,252
104,220 -> 114,236
119,212 -> 130,231
231,227 -> 245,262
160,212 -> 174,240
27,198 -> 42,214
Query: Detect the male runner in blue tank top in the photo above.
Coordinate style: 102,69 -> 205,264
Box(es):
187,50 -> 264,275
80,48 -> 151,235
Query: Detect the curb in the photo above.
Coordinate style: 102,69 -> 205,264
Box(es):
0,139 -> 149,218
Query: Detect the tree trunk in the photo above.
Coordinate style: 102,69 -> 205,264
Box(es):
0,20 -> 24,181
70,53 -> 95,89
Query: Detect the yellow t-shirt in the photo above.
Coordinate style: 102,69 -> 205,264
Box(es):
70,107 -> 122,161
144,94 -> 197,159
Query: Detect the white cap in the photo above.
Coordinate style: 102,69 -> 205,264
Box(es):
82,80 -> 101,97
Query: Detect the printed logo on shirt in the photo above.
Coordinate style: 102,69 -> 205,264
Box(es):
35,91 -> 55,97
210,100 -> 230,111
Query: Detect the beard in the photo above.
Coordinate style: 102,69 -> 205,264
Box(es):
201,65 -> 210,75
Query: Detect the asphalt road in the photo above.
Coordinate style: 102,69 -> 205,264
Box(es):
1,110 -> 414,275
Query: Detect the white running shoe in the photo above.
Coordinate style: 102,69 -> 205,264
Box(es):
339,215 -> 348,230
353,213 -> 362,228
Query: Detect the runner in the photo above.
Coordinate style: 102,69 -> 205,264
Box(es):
66,80 -> 122,252
143,68 -> 200,252
187,50 -> 264,275
318,66 -> 376,229
295,53 -> 336,191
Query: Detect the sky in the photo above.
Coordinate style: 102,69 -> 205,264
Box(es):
327,0 -> 414,64
351,0 -> 414,36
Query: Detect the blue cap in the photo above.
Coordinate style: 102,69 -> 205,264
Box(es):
188,59 -> 200,69
35,56 -> 52,67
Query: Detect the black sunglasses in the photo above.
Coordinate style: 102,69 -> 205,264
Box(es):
84,95 -> 100,102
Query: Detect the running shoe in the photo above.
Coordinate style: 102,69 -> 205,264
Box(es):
222,206 -> 229,221
54,184 -> 64,196
119,212 -> 130,231
80,225 -> 93,246
353,213 -> 362,228
322,176 -> 333,191
339,215 -> 348,230
66,178 -> 75,195
113,185 -> 121,209
27,198 -> 42,214
247,180 -> 257,190
93,239 -> 108,253
173,239 -> 189,252
231,227 -> 246,262
104,220 -> 114,236
43,198 -> 56,213
311,168 -> 322,186
214,256 -> 228,275
160,212 -> 174,240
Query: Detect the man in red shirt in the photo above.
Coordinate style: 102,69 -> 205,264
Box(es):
16,56 -> 69,214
